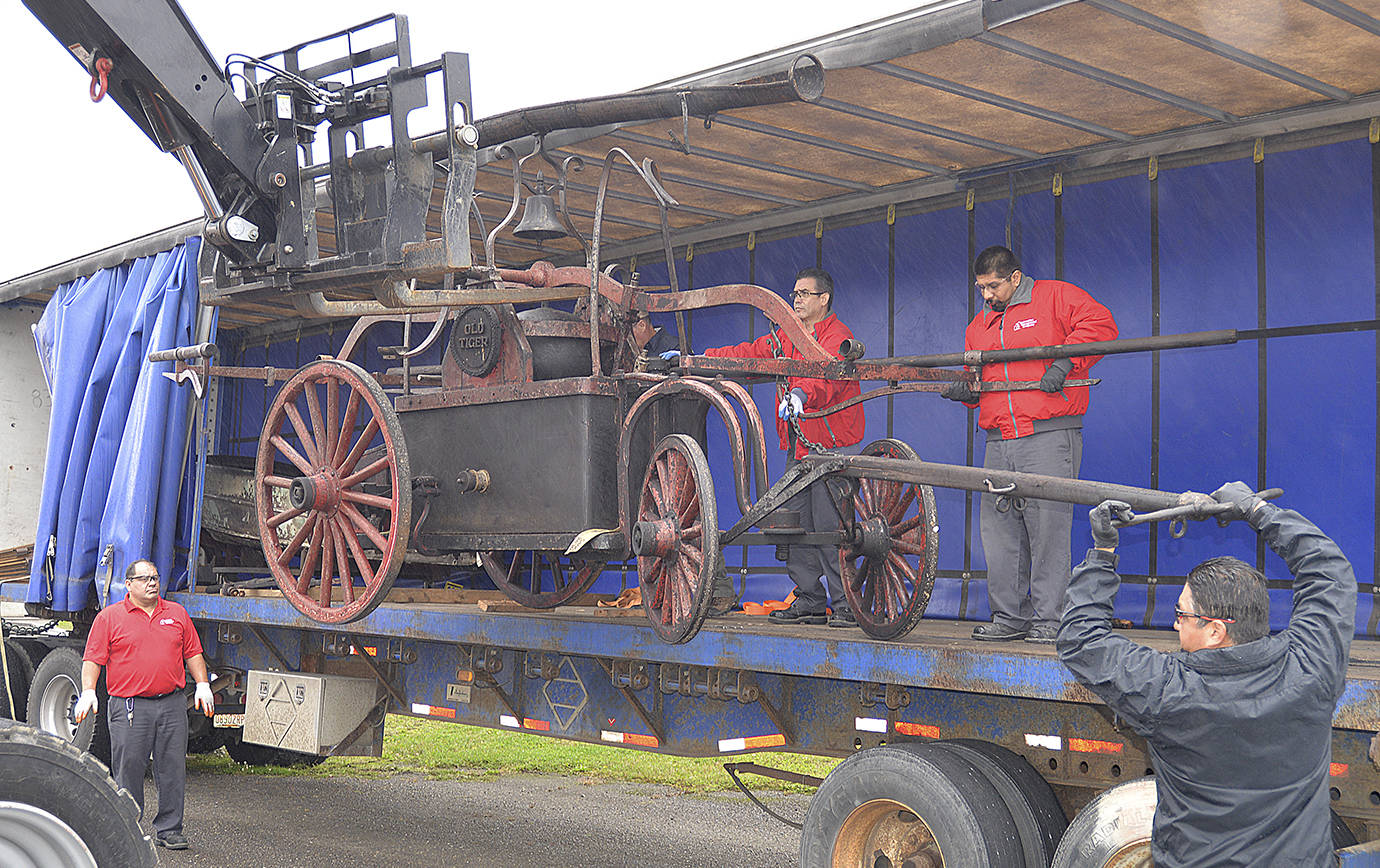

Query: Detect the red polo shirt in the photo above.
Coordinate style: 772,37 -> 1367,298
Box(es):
83,596 -> 203,698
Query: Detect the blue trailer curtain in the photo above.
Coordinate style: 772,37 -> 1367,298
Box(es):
29,238 -> 202,612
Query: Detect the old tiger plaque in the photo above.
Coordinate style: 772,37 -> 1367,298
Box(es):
449,305 -> 502,376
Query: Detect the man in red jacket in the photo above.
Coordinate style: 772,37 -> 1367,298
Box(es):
941,246 -> 1118,643
672,267 -> 865,625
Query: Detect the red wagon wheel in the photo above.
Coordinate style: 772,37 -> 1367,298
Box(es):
255,359 -> 412,624
838,438 -> 939,640
634,434 -> 719,645
480,551 -> 609,609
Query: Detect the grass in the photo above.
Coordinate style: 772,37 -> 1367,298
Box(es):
188,715 -> 840,794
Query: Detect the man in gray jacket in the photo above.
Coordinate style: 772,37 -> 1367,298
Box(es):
1058,483 -> 1356,867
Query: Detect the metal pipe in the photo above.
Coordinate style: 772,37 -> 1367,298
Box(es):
472,55 -> 824,149
870,329 -> 1237,369
808,453 -> 1227,513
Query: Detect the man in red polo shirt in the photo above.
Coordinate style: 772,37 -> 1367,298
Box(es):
75,559 -> 214,851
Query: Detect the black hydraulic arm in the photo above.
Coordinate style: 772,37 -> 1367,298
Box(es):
24,0 -> 273,209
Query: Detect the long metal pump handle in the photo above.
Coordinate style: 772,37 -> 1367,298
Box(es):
809,453 -> 1268,515
869,329 -> 1237,369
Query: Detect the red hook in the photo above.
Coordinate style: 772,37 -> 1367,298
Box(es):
89,57 -> 112,103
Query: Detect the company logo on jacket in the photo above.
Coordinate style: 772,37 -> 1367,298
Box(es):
1012,318 -> 1038,331
159,618 -> 177,626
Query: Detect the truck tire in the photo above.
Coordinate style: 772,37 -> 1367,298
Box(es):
225,735 -> 326,767
0,722 -> 156,867
0,640 -> 35,720
1052,777 -> 1355,865
26,648 -> 111,765
801,743 -> 1022,867
944,740 -> 1067,867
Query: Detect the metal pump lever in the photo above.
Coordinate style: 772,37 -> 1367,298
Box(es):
1112,488 -> 1284,538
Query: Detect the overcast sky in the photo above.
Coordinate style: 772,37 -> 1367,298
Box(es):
0,0 -> 924,282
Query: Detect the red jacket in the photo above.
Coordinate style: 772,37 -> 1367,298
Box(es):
705,312 -> 864,459
964,278 -> 1118,440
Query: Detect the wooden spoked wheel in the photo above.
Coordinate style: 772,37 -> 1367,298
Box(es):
837,438 -> 938,639
480,551 -> 609,608
255,359 -> 411,624
634,434 -> 719,645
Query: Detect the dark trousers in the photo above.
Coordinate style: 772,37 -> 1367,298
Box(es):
785,472 -> 847,613
108,691 -> 188,835
980,428 -> 1083,629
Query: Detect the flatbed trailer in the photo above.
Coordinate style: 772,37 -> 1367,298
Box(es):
9,579 -> 1380,864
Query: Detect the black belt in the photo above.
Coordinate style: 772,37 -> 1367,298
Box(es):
115,690 -> 178,701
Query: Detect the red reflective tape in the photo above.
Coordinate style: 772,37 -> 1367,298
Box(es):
523,718 -> 550,732
895,722 -> 940,739
623,732 -> 659,748
1068,738 -> 1123,754
1330,763 -> 1349,777
741,734 -> 786,749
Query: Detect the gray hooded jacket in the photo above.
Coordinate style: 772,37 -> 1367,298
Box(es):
1057,505 -> 1356,867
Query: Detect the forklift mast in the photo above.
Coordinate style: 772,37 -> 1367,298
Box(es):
22,0 -> 824,305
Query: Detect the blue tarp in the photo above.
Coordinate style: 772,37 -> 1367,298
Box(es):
29,239 -> 202,611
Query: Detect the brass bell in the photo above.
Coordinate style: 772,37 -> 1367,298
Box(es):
513,192 -> 569,241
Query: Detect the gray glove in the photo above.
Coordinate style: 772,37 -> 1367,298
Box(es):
941,380 -> 979,403
1039,357 -> 1074,392
1211,481 -> 1268,528
1089,500 -> 1132,549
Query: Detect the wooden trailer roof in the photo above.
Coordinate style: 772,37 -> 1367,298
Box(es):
5,0 -> 1380,331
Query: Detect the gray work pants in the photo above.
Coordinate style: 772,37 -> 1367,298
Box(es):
785,467 -> 848,613
980,428 -> 1083,630
108,690 -> 189,835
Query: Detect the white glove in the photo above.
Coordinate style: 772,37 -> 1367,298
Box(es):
194,682 -> 215,717
777,389 -> 805,420
73,689 -> 98,723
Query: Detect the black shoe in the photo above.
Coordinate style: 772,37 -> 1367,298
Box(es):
156,832 -> 190,850
972,622 -> 1028,641
828,607 -> 857,628
768,600 -> 827,625
1025,624 -> 1058,644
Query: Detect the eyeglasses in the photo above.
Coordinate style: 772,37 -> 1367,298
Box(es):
128,574 -> 160,584
975,274 -> 1013,293
790,289 -> 826,299
1174,605 -> 1234,625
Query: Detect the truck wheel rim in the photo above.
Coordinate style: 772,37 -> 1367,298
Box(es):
35,675 -> 78,741
0,802 -> 97,868
833,799 -> 943,867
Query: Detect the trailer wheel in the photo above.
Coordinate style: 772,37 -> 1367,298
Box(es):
481,550 -> 609,608
837,438 -> 939,639
0,722 -> 156,867
224,735 -> 327,767
26,649 -> 110,765
256,358 -> 412,624
635,434 -> 719,644
801,743 -> 1022,868
0,640 -> 35,720
944,740 -> 1066,867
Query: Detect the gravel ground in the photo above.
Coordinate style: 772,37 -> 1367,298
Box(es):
148,770 -> 810,867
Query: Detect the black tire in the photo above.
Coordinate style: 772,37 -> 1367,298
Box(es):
949,739 -> 1067,866
26,648 -> 111,765
1051,778 -> 1154,868
0,721 -> 156,867
225,735 -> 326,767
801,743 -> 1022,867
0,639 -> 35,720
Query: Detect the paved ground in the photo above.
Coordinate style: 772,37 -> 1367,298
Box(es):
147,770 -> 810,867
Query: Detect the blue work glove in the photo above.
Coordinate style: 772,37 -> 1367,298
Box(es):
941,380 -> 979,403
658,349 -> 680,361
777,388 -> 806,420
1089,500 -> 1133,549
1039,357 -> 1074,392
1211,481 -> 1269,528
